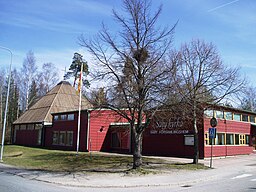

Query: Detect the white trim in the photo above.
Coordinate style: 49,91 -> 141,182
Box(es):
110,122 -> 130,126
86,111 -> 90,151
42,122 -> 52,126
110,122 -> 146,126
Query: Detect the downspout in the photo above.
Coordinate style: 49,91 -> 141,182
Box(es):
86,111 -> 90,151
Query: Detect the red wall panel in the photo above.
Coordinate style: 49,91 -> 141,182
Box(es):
204,117 -> 253,157
45,111 -> 89,151
89,110 -> 129,152
15,130 -> 39,146
204,146 -> 253,158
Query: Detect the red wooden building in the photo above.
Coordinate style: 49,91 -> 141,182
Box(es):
24,106 -> 256,158
43,109 -> 131,153
12,82 -> 256,158
142,106 -> 256,158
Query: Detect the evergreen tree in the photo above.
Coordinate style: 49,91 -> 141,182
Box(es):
28,80 -> 38,109
64,52 -> 89,89
7,74 -> 19,143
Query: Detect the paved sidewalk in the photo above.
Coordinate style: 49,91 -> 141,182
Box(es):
0,154 -> 255,188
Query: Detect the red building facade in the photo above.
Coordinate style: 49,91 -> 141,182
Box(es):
203,107 -> 254,158
42,109 -> 131,153
13,106 -> 256,159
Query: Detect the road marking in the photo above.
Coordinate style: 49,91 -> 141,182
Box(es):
251,178 -> 256,181
232,174 -> 252,179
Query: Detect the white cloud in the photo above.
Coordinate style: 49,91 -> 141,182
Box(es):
207,0 -> 240,12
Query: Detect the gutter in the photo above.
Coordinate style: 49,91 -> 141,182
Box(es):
86,111 -> 90,151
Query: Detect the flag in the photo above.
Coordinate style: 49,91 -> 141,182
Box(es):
77,65 -> 83,95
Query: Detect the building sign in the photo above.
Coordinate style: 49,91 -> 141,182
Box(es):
150,117 -> 189,135
184,135 -> 194,146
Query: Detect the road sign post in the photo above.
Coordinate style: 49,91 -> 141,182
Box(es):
209,127 -> 216,168
209,117 -> 217,168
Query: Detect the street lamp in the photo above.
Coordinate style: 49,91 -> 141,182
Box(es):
0,46 -> 12,162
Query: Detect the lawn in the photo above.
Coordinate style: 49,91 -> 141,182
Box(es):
2,145 -> 207,174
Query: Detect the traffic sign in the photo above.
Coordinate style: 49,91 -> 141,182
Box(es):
210,117 -> 218,127
209,127 -> 216,139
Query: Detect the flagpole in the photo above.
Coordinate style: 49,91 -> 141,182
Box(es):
76,63 -> 83,155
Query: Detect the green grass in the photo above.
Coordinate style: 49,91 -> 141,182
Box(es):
2,145 -> 208,174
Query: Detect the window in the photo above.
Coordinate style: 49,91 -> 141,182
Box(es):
250,116 -> 255,123
242,115 -> 249,122
66,131 -> 73,146
216,133 -> 225,145
14,125 -> 19,130
226,134 -> 234,145
246,135 -> 250,145
52,131 -> 73,146
13,126 -> 19,143
52,131 -> 59,145
204,110 -> 213,117
20,124 -> 26,130
240,135 -> 246,145
60,115 -> 66,120
35,124 -> 42,130
225,112 -> 233,120
235,134 -> 240,145
59,131 -> 66,145
37,129 -> 42,145
54,115 -> 59,121
205,133 -> 209,145
207,133 -> 250,146
27,124 -> 34,130
67,114 -> 75,121
215,111 -> 224,119
234,113 -> 241,121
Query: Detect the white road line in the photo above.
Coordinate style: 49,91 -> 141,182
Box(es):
251,178 -> 256,181
232,174 -> 253,179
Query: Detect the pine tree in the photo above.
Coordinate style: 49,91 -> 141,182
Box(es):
64,52 -> 89,88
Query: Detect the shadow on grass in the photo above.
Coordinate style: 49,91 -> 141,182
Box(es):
31,153 -> 134,173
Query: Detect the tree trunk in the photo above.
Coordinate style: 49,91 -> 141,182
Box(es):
132,130 -> 143,169
193,130 -> 199,164
193,106 -> 199,164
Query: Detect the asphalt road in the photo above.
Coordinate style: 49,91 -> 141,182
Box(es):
0,170 -> 255,192
0,154 -> 256,192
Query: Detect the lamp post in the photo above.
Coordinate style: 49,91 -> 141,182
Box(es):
0,46 -> 12,162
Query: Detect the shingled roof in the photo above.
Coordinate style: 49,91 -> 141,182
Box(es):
13,81 -> 93,124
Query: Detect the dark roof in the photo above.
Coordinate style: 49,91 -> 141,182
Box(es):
13,81 -> 93,124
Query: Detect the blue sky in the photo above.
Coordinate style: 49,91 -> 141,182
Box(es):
0,0 -> 255,86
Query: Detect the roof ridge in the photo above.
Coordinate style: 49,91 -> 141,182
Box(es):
44,83 -> 63,121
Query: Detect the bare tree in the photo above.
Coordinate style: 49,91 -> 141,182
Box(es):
19,51 -> 37,111
79,0 -> 176,169
171,39 -> 245,164
89,87 -> 108,107
37,62 -> 59,96
239,86 -> 256,112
